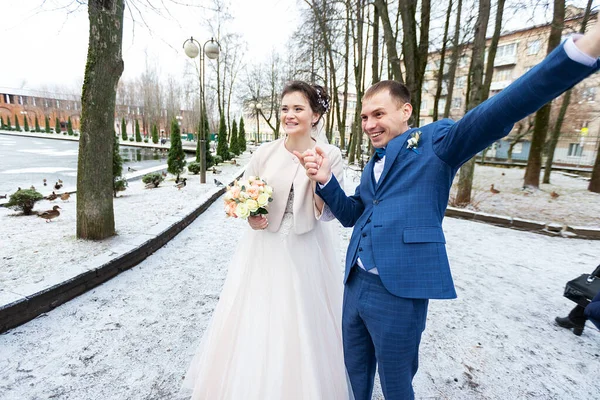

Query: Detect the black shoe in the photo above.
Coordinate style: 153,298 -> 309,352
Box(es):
555,316 -> 584,336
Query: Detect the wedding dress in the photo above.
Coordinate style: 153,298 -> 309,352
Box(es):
181,186 -> 352,399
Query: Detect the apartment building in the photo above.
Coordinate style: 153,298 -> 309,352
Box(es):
420,6 -> 600,166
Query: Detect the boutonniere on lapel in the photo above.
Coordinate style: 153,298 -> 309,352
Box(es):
407,131 -> 421,154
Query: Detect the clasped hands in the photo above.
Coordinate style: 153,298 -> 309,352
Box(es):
293,147 -> 332,185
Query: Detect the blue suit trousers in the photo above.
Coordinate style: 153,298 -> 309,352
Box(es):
343,267 -> 429,400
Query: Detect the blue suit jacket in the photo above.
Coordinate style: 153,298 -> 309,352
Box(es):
317,43 -> 599,299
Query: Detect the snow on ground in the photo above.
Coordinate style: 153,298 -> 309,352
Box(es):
1,195 -> 599,400
0,152 -> 251,300
449,164 -> 600,227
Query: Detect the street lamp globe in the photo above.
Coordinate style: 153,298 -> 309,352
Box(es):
256,103 -> 262,110
205,39 -> 220,60
183,38 -> 200,59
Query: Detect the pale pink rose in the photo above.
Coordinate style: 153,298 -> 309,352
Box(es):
225,201 -> 238,217
246,187 -> 260,199
230,186 -> 241,199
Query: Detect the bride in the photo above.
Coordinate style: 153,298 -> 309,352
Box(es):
181,81 -> 352,399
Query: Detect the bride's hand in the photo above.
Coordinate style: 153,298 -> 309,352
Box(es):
248,215 -> 268,230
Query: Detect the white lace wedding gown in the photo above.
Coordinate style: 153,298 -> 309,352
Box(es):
181,188 -> 352,399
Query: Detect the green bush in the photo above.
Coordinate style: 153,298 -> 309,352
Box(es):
67,116 -> 74,135
55,118 -> 60,134
167,118 -> 186,179
14,114 -> 21,131
113,177 -> 128,197
129,137 -> 134,141
135,120 -> 142,142
142,172 -> 164,188
5,189 -> 44,215
187,161 -> 201,174
45,116 -> 50,133
214,155 -> 223,165
144,138 -> 149,143
121,118 -> 127,141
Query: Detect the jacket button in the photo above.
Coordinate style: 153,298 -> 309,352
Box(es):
359,247 -> 363,251
362,233 -> 367,237
373,199 -> 379,205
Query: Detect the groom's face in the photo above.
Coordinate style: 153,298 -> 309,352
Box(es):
361,90 -> 412,149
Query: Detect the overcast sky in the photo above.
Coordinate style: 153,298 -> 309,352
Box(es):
0,0 -> 298,93
1,0 -> 598,95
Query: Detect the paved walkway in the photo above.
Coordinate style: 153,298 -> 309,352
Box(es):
1,195 -> 599,399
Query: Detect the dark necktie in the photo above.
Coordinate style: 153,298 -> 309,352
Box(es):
374,147 -> 386,161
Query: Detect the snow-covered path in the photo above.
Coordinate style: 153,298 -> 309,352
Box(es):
1,196 -> 599,399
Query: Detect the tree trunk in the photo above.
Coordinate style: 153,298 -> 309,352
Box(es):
543,0 -> 592,184
433,0 -> 453,122
543,91 -> 570,183
523,0 -> 564,189
443,0 -> 462,118
455,0 -> 490,207
482,0 -> 506,95
589,137 -> 600,192
372,2 -> 380,85
374,0 -> 403,82
77,0 -> 124,240
398,0 -> 430,120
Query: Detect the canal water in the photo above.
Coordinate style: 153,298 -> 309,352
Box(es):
0,135 -> 168,196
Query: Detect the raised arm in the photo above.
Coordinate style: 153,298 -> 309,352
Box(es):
296,146 -> 365,227
434,29 -> 600,168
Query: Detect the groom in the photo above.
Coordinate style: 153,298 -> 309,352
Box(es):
296,25 -> 600,400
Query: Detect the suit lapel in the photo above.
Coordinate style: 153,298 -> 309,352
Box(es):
376,128 -> 414,189
362,157 -> 376,194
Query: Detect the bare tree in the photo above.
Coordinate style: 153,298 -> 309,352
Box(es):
398,0 -> 431,120
433,0 -> 453,122
443,0 -> 463,118
454,0 -> 491,207
543,0 -> 593,184
523,0 -> 565,189
77,0 -> 124,240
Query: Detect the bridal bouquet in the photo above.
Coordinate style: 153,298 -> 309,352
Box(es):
224,176 -> 273,219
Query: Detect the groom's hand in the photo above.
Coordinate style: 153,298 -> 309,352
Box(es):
293,146 -> 332,185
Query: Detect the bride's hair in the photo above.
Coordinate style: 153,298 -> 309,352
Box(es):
281,81 -> 331,127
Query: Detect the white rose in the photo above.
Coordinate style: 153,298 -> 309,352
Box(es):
235,203 -> 250,219
264,185 -> 273,196
246,199 -> 259,212
257,193 -> 270,207
224,190 -> 233,201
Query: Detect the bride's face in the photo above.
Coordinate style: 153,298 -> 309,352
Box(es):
280,91 -> 320,137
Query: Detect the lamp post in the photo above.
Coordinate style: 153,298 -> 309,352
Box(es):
251,101 -> 262,144
183,36 -> 220,183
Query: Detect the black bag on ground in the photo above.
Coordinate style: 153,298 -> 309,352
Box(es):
564,264 -> 600,307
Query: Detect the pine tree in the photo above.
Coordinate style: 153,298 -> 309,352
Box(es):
55,117 -> 61,134
24,116 -> 29,132
35,115 -> 41,132
216,113 -> 230,161
45,116 -> 50,133
112,133 -> 126,197
151,124 -> 159,144
167,118 -> 186,179
15,114 -> 21,131
67,116 -> 74,135
239,116 -> 247,152
121,117 -> 127,141
135,119 -> 142,142
6,116 -> 11,131
229,119 -> 239,155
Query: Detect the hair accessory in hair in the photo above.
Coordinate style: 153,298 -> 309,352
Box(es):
315,87 -> 330,113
